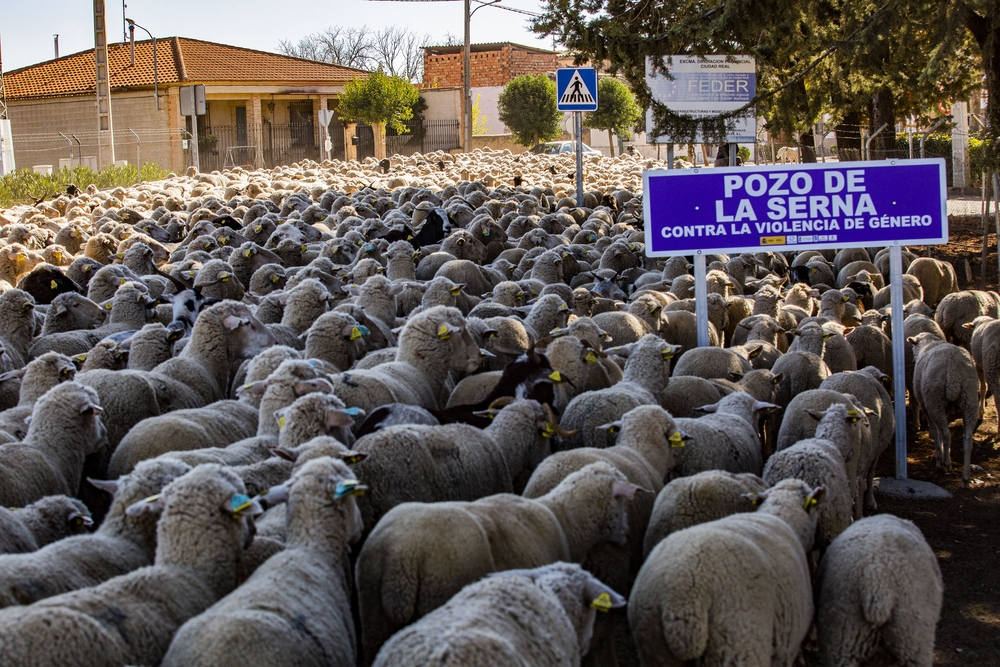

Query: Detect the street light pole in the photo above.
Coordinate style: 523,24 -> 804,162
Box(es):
463,0 -> 471,153
126,19 -> 158,111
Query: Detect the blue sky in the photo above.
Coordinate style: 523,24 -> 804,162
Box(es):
2,0 -> 553,72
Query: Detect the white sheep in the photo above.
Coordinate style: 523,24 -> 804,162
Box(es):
0,458 -> 190,608
356,461 -> 639,663
161,456 -> 365,667
642,470 -> 767,558
351,399 -> 553,530
0,382 -> 107,506
763,403 -> 864,550
815,514 -> 943,667
672,391 -> 776,477
559,335 -> 680,449
0,464 -> 262,667
0,495 -> 92,555
372,563 -> 626,667
909,331 -> 979,486
629,479 -> 825,667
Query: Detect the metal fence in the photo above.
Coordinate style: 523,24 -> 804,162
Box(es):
356,119 -> 461,160
12,128 -> 185,175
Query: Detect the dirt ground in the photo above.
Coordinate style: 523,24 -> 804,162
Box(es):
611,215 -> 1000,666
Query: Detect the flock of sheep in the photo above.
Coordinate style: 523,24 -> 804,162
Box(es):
0,145 -> 982,666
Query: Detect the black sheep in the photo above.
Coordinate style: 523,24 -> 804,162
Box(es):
17,264 -> 81,305
409,208 -> 452,248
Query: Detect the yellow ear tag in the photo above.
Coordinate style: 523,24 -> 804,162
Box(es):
50,280 -> 58,289
449,286 -> 461,296
120,278 -> 128,285
271,274 -> 280,283
300,245 -> 308,252
244,250 -> 252,257
350,327 -> 363,341
548,370 -> 562,382
437,324 -> 451,340
585,351 -> 597,363
82,265 -> 91,271
591,592 -> 613,612
16,253 -> 24,261
104,303 -> 113,310
220,273 -> 230,282
115,253 -> 124,259
277,416 -> 286,430
668,431 -> 686,447
804,496 -> 818,512
75,353 -> 88,362
661,349 -> 674,360
541,422 -> 555,438
219,237 -> 228,245
749,496 -> 760,506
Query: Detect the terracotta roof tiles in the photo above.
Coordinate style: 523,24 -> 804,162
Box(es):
5,37 -> 367,100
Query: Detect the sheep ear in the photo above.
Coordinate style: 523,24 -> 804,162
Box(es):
270,445 -> 298,462
0,368 -> 27,383
254,484 -> 289,509
338,450 -> 367,465
87,478 -> 119,496
694,403 -> 719,413
583,577 -> 627,613
345,284 -> 363,297
727,371 -> 744,381
326,408 -> 356,429
597,421 -> 622,433
805,409 -> 823,421
80,403 -> 102,416
771,372 -> 784,385
753,401 -> 779,412
743,490 -> 767,506
905,336 -> 918,345
222,315 -> 247,331
804,486 -> 826,512
612,480 -> 646,500
842,326 -> 855,335
51,303 -> 68,316
294,378 -> 334,397
274,292 -> 291,305
226,493 -> 264,519
437,322 -> 461,340
237,380 -> 268,397
126,493 -> 166,517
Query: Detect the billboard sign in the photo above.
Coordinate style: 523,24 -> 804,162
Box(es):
645,55 -> 756,143
643,159 -> 948,256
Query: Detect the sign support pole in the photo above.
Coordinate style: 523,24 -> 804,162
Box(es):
667,144 -> 673,169
189,111 -> 200,173
694,252 -> 709,347
574,112 -> 583,202
728,142 -> 738,167
889,244 -> 907,479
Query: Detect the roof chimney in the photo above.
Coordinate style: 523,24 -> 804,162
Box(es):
53,35 -> 59,59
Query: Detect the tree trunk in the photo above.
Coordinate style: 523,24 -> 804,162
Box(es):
800,128 -> 818,163
372,122 -> 387,160
981,7 -> 1000,168
533,129 -> 539,147
868,87 -> 896,159
608,128 -> 615,157
835,110 -> 863,162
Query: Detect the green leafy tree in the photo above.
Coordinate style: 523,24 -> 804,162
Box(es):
532,0 -> 995,164
337,69 -> 419,158
583,77 -> 642,156
498,74 -> 563,146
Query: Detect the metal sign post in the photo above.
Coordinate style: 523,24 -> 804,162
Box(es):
643,159 -> 949,479
557,67 -> 598,204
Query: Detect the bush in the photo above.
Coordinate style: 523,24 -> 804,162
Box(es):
893,132 -> 992,187
0,163 -> 169,208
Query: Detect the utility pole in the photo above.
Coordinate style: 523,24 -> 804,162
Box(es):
0,32 -> 8,121
94,0 -> 116,167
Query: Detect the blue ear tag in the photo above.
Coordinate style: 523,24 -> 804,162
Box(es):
343,407 -> 362,416
358,325 -> 370,336
335,480 -> 365,499
230,494 -> 253,515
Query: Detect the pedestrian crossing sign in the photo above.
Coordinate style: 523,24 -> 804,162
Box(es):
557,68 -> 599,112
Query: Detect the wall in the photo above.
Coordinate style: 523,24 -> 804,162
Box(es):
421,88 -> 463,123
423,45 -> 558,89
8,90 -> 175,172
471,85 -> 505,134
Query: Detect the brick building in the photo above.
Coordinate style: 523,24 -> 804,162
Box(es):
5,38 -> 366,173
421,42 -> 559,89
421,42 -> 558,135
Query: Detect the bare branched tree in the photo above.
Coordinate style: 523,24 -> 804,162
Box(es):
277,25 -> 435,82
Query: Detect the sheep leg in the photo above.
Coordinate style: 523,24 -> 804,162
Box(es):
864,459 -> 879,511
962,413 -> 976,488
